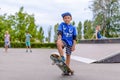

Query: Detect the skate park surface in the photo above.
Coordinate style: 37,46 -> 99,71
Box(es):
0,43 -> 120,80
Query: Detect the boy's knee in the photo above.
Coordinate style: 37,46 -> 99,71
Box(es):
56,41 -> 63,47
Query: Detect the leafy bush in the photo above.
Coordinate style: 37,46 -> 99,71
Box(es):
0,41 -> 56,48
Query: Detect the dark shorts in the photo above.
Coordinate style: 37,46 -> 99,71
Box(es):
62,41 -> 72,55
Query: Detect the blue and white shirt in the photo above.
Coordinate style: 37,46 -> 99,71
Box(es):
58,22 -> 77,46
25,33 -> 32,42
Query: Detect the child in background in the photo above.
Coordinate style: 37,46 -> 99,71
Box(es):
95,25 -> 107,40
25,31 -> 32,52
4,31 -> 10,52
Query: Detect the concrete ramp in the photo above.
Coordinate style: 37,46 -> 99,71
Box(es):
93,52 -> 120,63
73,44 -> 120,63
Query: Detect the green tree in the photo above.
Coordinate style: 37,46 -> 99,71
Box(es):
0,7 -> 38,42
77,21 -> 82,40
26,14 -> 37,42
7,15 -> 17,41
54,23 -> 59,42
45,37 -> 48,43
48,26 -> 52,43
83,20 -> 94,39
37,26 -> 44,43
13,7 -> 37,42
90,0 -> 120,37
0,14 -> 14,41
0,14 -> 7,41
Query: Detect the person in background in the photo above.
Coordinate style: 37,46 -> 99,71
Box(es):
4,31 -> 10,52
95,25 -> 102,40
25,31 -> 32,52
95,25 -> 107,40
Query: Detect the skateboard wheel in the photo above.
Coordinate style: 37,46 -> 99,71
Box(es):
59,62 -> 63,66
70,70 -> 74,75
62,73 -> 69,76
71,72 -> 74,75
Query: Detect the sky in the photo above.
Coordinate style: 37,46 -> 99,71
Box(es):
0,0 -> 93,41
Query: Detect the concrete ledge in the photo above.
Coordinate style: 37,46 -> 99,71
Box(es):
78,38 -> 120,43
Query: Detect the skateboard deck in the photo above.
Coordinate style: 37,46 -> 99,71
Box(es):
50,53 -> 74,75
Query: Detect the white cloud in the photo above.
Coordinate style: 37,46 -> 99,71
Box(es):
0,0 -> 92,26
0,0 -> 93,41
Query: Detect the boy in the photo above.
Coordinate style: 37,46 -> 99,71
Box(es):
56,12 -> 77,72
25,31 -> 32,52
95,25 -> 107,40
96,25 -> 102,40
4,31 -> 10,52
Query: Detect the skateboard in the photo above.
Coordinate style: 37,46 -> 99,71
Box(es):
50,53 -> 74,75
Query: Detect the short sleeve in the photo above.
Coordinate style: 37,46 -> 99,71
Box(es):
57,23 -> 63,31
73,27 -> 77,36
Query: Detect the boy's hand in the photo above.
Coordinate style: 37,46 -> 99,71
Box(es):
71,45 -> 75,51
71,40 -> 76,51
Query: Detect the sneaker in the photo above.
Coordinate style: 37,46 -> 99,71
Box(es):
61,56 -> 65,62
62,72 -> 69,76
26,50 -> 28,52
30,50 -> 32,52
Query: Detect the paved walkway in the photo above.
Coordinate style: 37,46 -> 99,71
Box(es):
0,44 -> 120,80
